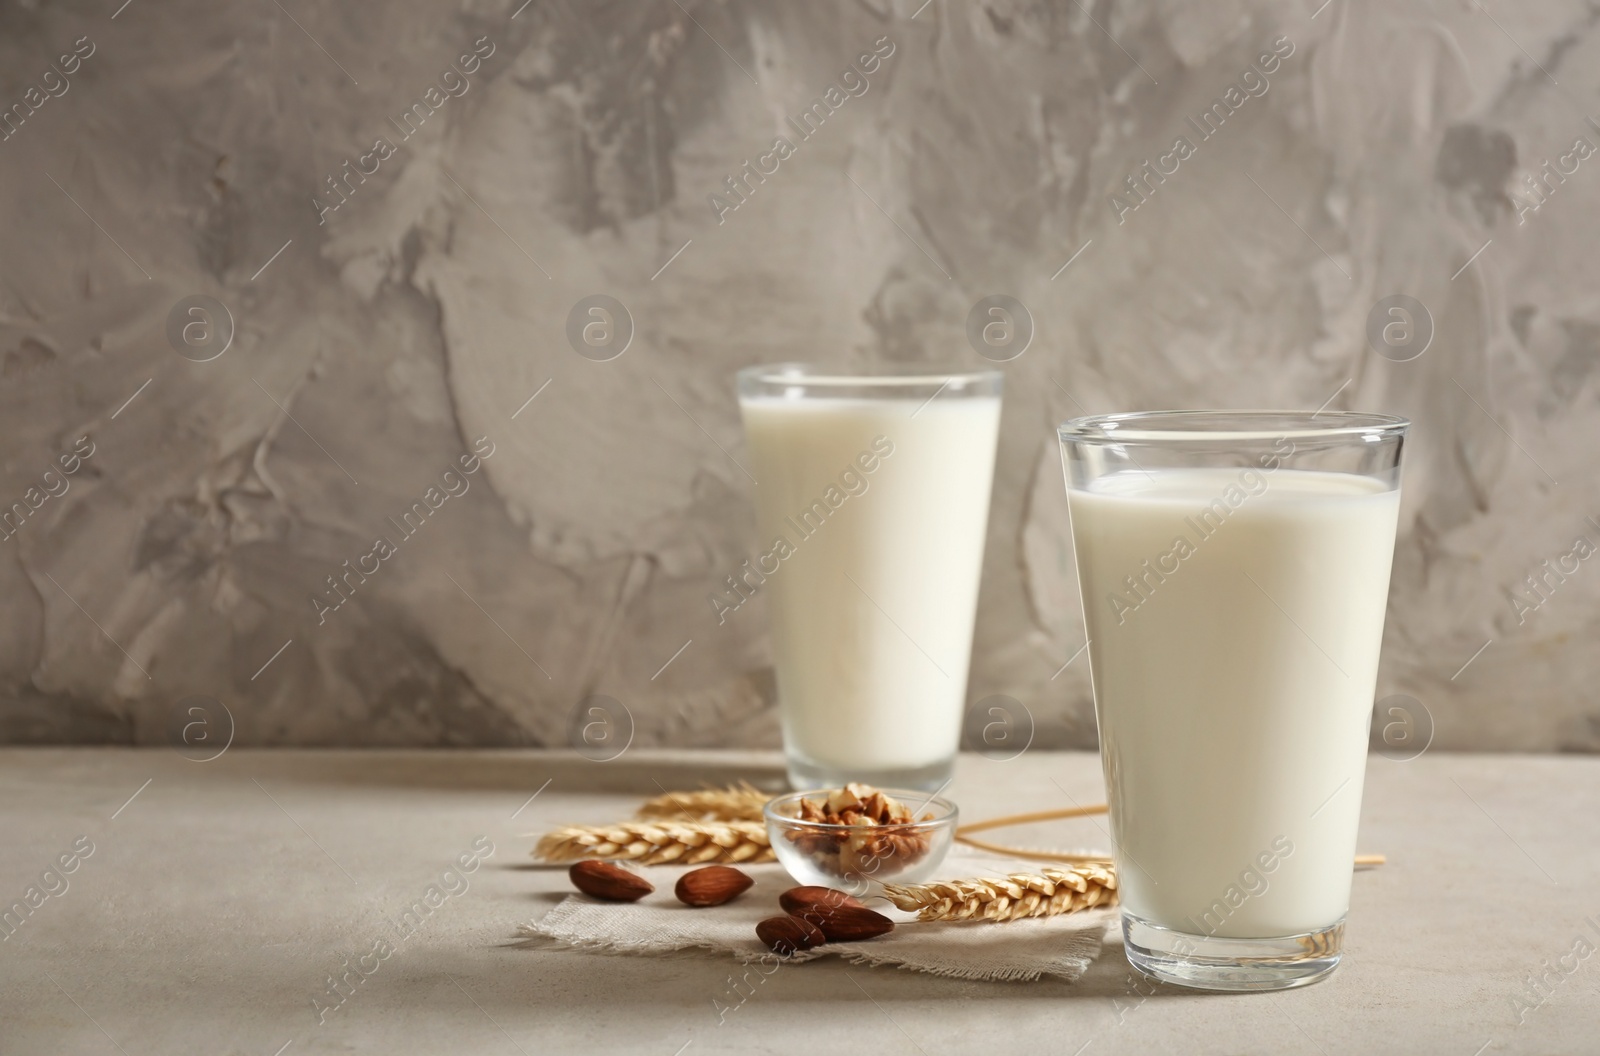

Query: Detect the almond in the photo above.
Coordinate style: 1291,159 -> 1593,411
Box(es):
675,865 -> 754,907
568,859 -> 653,902
778,885 -> 866,917
756,915 -> 826,955
813,904 -> 894,942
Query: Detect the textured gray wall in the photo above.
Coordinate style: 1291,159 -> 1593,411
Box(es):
1,0 -> 1596,752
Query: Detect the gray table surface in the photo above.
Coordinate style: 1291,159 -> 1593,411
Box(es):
0,748 -> 1594,1055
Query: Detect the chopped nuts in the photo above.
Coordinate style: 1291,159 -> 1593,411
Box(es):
786,783 -> 933,881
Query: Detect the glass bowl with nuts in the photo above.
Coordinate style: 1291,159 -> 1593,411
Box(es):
764,783 -> 957,892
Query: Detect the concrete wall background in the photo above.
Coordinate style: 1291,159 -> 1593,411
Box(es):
2,0 -> 1597,752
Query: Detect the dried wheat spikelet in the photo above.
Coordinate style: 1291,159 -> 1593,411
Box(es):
881,864 -> 1119,923
533,820 -> 774,865
1298,925 -> 1341,957
634,782 -> 772,822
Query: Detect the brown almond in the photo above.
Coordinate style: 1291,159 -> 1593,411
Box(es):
779,885 -> 867,917
756,915 -> 826,955
568,859 -> 653,902
675,865 -> 754,907
814,904 -> 894,943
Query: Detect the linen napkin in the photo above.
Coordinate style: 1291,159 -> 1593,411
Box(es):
520,855 -> 1114,982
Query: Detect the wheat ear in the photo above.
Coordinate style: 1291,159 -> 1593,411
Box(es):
533,821 -> 774,865
635,782 -> 772,822
881,864 -> 1119,923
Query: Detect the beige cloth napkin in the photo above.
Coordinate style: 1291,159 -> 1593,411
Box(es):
521,855 -> 1114,982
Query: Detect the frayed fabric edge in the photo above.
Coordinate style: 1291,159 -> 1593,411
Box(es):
516,922 -> 830,963
516,923 -> 1098,981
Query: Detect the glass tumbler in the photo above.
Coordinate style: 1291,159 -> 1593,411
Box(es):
737,364 -> 1003,791
1059,410 -> 1408,991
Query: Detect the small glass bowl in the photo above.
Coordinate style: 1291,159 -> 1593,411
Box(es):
763,789 -> 958,893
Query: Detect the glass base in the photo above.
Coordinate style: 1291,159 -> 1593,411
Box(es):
1121,911 -> 1344,992
785,754 -> 953,793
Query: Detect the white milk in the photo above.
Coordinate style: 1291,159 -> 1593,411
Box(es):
1068,468 -> 1399,937
739,394 -> 1001,779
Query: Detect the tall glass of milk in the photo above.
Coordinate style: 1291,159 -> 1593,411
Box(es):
737,365 -> 1003,791
1059,410 -> 1408,991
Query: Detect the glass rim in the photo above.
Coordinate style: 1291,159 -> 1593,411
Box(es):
737,362 -> 1002,394
1058,409 -> 1409,444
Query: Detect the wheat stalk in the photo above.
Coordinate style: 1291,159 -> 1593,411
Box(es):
953,807 -> 1385,869
635,782 -> 772,822
533,820 -> 774,865
881,864 -> 1119,923
953,833 -> 1115,866
538,794 -> 1385,876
